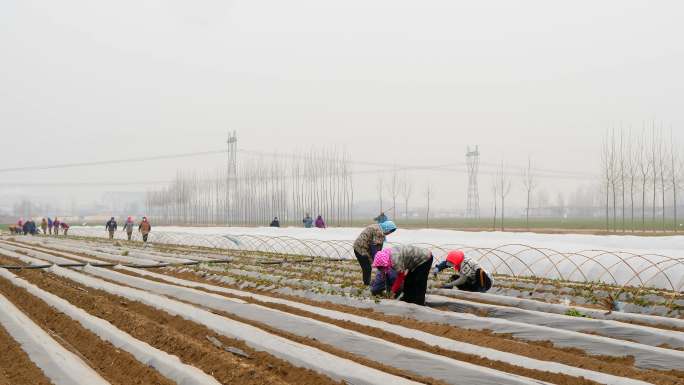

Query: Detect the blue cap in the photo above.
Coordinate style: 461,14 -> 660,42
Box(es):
379,220 -> 397,234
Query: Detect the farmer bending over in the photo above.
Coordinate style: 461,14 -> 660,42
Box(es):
433,250 -> 492,292
371,245 -> 433,306
352,221 -> 396,285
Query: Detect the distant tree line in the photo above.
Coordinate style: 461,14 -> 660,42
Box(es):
600,124 -> 681,233
146,150 -> 353,226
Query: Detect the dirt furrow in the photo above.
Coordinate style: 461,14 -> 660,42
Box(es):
159,266 -> 684,385
13,240 -> 684,384
0,274 -> 176,385
69,266 -> 451,385
2,265 -> 363,385
112,267 -> 603,385
0,323 -> 52,385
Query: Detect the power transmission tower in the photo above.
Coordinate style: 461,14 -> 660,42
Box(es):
226,131 -> 238,224
466,145 -> 480,219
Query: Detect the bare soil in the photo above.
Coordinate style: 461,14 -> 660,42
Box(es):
5,240 -> 684,384
0,273 -> 176,385
5,265 -> 347,385
162,267 -> 684,385
76,265 -> 451,385
0,323 -> 52,385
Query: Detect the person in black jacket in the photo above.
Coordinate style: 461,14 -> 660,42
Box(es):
105,217 -> 117,240
269,217 -> 280,227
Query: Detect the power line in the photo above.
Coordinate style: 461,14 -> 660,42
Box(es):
0,181 -> 171,187
0,150 -> 228,173
0,162 -> 594,188
0,147 -> 597,180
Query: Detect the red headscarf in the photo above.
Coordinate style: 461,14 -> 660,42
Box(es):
446,250 -> 465,271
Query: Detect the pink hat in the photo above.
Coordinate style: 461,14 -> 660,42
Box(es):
372,248 -> 393,269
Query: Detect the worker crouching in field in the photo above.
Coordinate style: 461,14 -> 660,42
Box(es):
60,222 -> 69,237
433,250 -> 492,292
352,221 -> 396,285
371,245 -> 433,306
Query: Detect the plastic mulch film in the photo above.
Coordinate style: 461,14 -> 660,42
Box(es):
0,268 -> 221,385
426,293 -> 684,349
272,287 -> 684,371
84,266 -> 549,385
0,292 -> 110,385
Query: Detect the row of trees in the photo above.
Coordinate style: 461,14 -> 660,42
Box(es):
146,150 -> 354,226
485,125 -> 682,233
600,126 -> 681,232
144,126 -> 679,232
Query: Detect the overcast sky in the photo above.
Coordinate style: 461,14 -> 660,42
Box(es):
1,0 -> 683,211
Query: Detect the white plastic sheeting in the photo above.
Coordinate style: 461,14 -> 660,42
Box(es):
427,293 -> 684,350
432,289 -> 684,329
0,268 -> 222,385
189,260 -> 684,350
84,266 -> 551,385
119,266 -> 652,385
40,265 -> 424,385
0,293 -> 110,385
0,242 -> 83,265
268,285 -> 684,371
68,226 -> 684,290
10,238 -> 160,265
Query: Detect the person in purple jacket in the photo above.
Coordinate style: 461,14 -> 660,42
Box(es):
314,215 -> 326,228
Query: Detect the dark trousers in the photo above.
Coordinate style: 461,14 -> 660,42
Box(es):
142,233 -> 149,243
354,250 -> 372,286
402,256 -> 433,306
126,231 -> 133,241
457,269 -> 492,292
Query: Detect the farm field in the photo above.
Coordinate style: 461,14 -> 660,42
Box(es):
0,232 -> 683,385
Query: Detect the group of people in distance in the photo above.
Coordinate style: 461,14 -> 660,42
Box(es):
9,217 -> 70,236
105,216 -> 152,242
353,219 -> 492,306
269,213 -> 326,228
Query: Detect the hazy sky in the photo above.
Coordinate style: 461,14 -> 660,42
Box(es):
2,0 -> 683,211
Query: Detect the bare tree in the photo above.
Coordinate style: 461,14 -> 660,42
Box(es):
658,129 -> 669,232
400,173 -> 413,222
491,176 -> 498,231
497,161 -> 512,231
425,184 -> 432,228
556,192 -> 566,218
610,130 -> 619,232
521,156 -> 537,230
376,175 -> 384,214
388,166 -> 400,220
600,130 -> 616,232
619,128 -> 627,232
670,128 -> 680,232
637,126 -> 652,232
651,123 -> 659,232
626,129 -> 638,232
